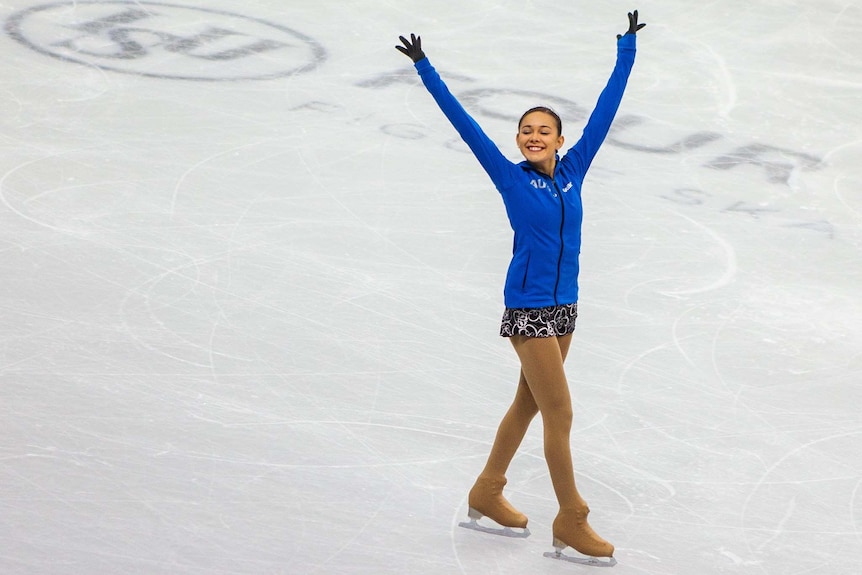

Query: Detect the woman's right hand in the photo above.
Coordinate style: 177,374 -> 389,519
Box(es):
395,33 -> 426,63
617,10 -> 646,39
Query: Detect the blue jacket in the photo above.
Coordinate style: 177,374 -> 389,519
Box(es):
414,34 -> 636,309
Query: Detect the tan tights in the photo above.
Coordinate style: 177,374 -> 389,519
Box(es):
479,334 -> 586,509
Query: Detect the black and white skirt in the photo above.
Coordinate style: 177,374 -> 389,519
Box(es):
500,303 -> 578,338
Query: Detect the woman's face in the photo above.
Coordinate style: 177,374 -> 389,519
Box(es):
516,111 -> 564,168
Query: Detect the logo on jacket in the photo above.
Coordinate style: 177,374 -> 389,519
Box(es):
562,182 -> 573,193
530,179 -> 548,189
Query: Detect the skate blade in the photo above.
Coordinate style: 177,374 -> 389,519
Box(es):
544,550 -> 617,567
458,518 -> 530,538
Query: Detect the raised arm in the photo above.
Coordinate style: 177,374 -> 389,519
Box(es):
396,34 -> 516,189
562,11 -> 646,175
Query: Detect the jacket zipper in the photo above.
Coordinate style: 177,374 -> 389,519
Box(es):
551,178 -> 565,305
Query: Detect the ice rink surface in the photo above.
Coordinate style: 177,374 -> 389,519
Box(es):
1,1 -> 860,573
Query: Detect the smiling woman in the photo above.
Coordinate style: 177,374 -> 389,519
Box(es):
516,106 -> 565,177
395,11 -> 646,566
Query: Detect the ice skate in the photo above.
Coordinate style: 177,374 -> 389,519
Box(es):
543,505 -> 615,566
458,476 -> 530,538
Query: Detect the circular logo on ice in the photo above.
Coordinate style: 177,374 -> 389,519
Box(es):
5,1 -> 327,81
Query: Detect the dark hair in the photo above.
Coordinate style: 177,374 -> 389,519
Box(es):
519,106 -> 562,135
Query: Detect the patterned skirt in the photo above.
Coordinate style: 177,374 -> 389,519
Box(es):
500,303 -> 578,338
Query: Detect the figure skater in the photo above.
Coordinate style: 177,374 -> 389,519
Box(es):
396,10 -> 645,562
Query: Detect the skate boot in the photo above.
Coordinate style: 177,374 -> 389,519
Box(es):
468,475 -> 528,527
458,475 -> 529,537
545,504 -> 616,566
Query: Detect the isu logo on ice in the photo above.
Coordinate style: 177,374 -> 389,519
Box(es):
5,1 -> 327,81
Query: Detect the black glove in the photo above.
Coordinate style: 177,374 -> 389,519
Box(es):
617,10 -> 646,39
395,33 -> 426,63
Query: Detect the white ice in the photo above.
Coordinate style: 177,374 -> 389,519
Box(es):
1,1 -> 861,573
